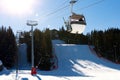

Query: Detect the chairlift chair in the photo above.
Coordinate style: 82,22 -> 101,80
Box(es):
64,0 -> 87,34
69,13 -> 86,34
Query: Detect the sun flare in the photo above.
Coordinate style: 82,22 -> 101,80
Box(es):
0,0 -> 37,16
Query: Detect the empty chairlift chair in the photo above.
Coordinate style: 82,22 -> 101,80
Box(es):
69,13 -> 86,34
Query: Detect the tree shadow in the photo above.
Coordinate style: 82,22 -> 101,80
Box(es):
37,44 -> 92,77
0,68 -> 11,75
37,59 -> 88,77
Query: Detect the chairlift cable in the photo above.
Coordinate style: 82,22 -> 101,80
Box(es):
37,0 -> 105,26
39,0 -> 104,20
46,0 -> 105,21
37,0 -> 69,21
36,4 -> 69,24
45,5 -> 69,17
76,0 -> 105,11
37,0 -> 70,21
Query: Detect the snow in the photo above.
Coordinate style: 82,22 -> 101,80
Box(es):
0,40 -> 120,80
0,60 -> 2,65
18,43 -> 31,70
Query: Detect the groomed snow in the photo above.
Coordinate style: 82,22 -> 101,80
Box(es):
0,40 -> 120,80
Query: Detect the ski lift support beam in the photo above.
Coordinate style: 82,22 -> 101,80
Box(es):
70,0 -> 77,14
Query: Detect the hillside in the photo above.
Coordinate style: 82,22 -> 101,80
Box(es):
0,40 -> 120,80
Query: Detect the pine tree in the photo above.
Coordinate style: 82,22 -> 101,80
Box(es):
5,27 -> 17,68
0,26 -> 17,68
23,32 -> 31,63
89,28 -> 120,62
34,29 -> 42,66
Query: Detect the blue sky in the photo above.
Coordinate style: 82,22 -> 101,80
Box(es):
0,0 -> 120,34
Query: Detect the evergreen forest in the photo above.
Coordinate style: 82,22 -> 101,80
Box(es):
88,28 -> 120,63
0,26 -> 17,69
0,25 -> 120,70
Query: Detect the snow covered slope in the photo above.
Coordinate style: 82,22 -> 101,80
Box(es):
18,43 -> 30,70
0,40 -> 120,80
51,40 -> 120,79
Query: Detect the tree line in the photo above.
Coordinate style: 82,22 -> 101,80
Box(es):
51,27 -> 88,44
0,26 -> 17,69
87,28 -> 120,63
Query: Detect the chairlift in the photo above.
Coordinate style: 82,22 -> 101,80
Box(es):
69,13 -> 86,34
64,0 -> 87,34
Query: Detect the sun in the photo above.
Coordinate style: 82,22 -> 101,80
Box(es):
0,0 -> 37,16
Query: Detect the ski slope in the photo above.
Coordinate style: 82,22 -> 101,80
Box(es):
0,40 -> 120,80
50,40 -> 120,80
